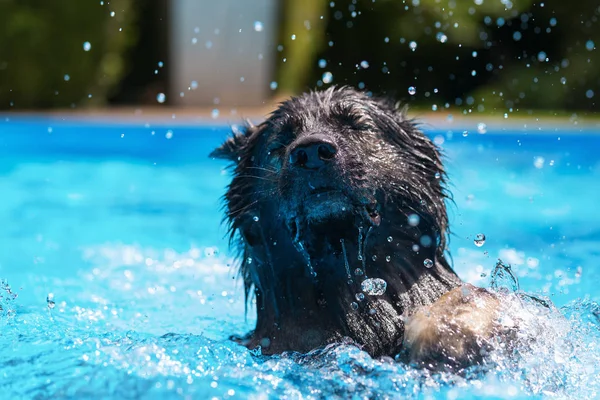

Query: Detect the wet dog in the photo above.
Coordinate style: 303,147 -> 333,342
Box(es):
211,87 -> 505,370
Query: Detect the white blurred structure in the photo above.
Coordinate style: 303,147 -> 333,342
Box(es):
169,0 -> 279,107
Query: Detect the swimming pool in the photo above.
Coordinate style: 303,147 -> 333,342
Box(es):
1,116 -> 599,398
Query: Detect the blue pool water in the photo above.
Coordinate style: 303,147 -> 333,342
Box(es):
0,117 -> 599,399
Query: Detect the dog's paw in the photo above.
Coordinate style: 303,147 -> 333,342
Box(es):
402,284 -> 502,370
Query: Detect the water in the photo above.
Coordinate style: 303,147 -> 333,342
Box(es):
0,117 -> 599,398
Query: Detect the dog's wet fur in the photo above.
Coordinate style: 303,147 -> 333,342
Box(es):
211,87 -> 504,370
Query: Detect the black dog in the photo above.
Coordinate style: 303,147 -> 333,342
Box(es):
211,87 -> 504,369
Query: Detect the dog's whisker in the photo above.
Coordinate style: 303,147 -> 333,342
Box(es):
228,200 -> 261,217
244,166 -> 278,174
234,175 -> 277,182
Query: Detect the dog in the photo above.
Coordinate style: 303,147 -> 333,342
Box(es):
211,86 -> 506,370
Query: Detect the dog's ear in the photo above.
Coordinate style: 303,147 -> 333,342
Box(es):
210,124 -> 253,162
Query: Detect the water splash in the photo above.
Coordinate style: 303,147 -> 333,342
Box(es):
1,245 -> 599,399
490,259 -> 519,293
0,279 -> 18,317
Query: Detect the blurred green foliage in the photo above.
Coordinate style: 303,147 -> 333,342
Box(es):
277,0 -> 329,95
0,0 -> 136,109
278,0 -> 600,113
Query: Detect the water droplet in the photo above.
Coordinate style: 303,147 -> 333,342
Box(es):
354,268 -> 364,276
423,259 -> 434,268
361,278 -> 387,296
408,214 -> 420,226
387,236 -> 393,242
534,156 -> 545,169
351,302 -> 359,310
340,239 -> 351,280
409,41 -> 417,51
165,130 -> 173,139
156,93 -> 166,103
322,71 -> 333,84
211,109 -> 220,119
586,40 -> 595,51
110,11 -> 115,17
253,216 -> 259,222
64,74 -> 70,82
436,32 -> 448,43
254,21 -> 264,32
246,257 -> 253,264
586,89 -> 595,99
412,244 -> 420,252
385,256 -> 391,262
462,130 -> 469,137
434,172 -> 441,179
47,293 -> 56,309
477,122 -> 487,134
318,59 -> 327,68
360,60 -> 369,69
537,51 -> 547,62
270,81 -> 278,90
474,233 -> 486,247
408,86 -> 416,95
355,293 -> 365,301
83,42 -> 92,51
371,255 -> 377,261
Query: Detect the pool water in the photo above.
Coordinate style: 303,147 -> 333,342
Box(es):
0,117 -> 599,399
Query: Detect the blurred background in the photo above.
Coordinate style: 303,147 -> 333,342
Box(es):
0,0 -> 598,116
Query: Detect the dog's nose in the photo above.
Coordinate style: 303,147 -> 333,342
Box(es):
289,136 -> 337,169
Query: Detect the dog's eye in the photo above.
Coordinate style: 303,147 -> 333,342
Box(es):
333,107 -> 373,132
267,143 -> 286,158
345,118 -> 373,132
242,224 -> 261,247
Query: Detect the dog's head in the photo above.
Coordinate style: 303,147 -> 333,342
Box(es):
211,86 -> 452,301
